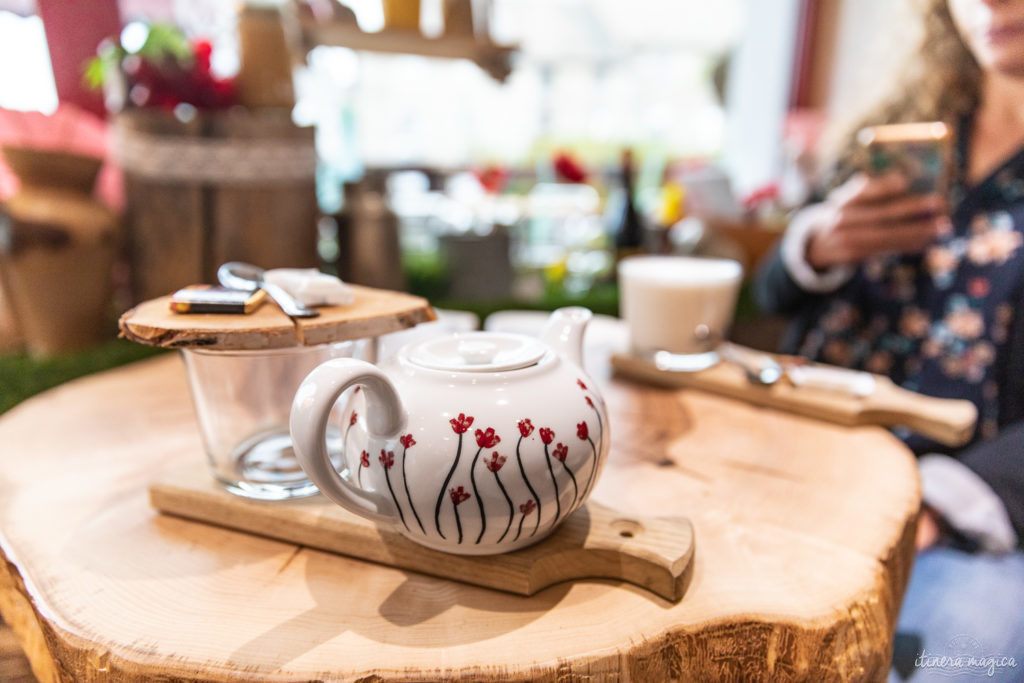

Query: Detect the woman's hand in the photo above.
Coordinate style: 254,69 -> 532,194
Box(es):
805,173 -> 950,270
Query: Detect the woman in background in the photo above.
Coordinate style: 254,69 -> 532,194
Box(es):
756,0 -> 1024,678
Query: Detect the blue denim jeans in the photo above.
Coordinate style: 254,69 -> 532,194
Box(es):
890,546 -> 1024,681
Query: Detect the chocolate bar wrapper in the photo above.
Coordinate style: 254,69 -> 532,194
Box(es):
169,285 -> 267,314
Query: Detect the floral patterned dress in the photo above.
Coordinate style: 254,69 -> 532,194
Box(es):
796,133 -> 1024,453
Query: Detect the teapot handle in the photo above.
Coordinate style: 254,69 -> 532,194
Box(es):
290,358 -> 406,524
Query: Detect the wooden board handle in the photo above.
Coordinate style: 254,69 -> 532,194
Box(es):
529,503 -> 696,601
149,464 -> 696,602
864,379 -> 978,447
611,352 -> 978,447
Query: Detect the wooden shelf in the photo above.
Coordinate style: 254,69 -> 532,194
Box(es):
301,23 -> 516,81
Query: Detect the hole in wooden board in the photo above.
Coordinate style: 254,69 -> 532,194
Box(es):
611,518 -> 643,539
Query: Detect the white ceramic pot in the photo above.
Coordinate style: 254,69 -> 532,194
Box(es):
290,307 -> 610,555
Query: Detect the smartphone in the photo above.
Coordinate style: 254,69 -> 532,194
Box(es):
856,122 -> 952,195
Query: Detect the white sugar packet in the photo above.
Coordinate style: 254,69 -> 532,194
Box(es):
263,268 -> 354,307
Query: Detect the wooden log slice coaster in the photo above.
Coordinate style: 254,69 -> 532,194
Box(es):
118,284 -> 437,350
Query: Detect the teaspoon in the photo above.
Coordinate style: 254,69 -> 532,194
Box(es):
217,262 -> 320,318
718,342 -> 783,386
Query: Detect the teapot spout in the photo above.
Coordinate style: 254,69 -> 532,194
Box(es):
540,307 -> 592,368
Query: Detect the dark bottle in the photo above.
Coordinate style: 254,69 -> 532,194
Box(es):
613,149 -> 645,261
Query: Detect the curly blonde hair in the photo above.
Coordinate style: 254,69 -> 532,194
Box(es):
826,0 -> 981,188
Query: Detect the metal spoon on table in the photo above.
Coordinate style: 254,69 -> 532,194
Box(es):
217,262 -> 320,318
718,342 -> 783,386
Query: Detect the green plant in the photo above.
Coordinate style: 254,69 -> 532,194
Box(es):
0,341 -> 165,415
84,23 -> 191,91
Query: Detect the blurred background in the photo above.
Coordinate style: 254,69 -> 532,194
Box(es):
0,0 -> 921,412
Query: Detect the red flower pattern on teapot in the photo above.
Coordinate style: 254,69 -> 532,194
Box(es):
475,427 -> 500,449
450,413 -> 474,434
485,452 -> 507,472
539,427 -> 555,445
449,486 -> 471,505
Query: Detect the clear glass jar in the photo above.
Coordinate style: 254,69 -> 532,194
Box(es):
180,341 -> 355,499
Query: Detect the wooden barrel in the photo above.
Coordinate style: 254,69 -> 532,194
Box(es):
115,109 -> 319,302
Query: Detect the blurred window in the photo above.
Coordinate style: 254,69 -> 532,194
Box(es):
0,11 -> 58,113
2,0 -> 751,170
300,0 -> 744,169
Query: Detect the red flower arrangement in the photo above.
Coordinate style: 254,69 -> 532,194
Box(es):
86,24 -> 236,112
553,151 -> 587,184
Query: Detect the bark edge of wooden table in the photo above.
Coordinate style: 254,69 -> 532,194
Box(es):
0,355 -> 921,682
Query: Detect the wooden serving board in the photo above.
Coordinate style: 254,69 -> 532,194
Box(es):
149,463 -> 695,602
118,284 -> 436,349
611,351 -> 978,447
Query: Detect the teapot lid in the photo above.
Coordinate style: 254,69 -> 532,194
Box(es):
404,332 -> 548,373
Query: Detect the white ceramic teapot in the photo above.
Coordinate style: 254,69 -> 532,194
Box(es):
290,307 -> 609,555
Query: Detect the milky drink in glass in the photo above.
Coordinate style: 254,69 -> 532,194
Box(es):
619,256 -> 743,371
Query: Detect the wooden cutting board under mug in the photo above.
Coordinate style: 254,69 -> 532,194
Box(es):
610,351 -> 977,447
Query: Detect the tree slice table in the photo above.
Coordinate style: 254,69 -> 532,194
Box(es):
0,620 -> 33,682
0,354 -> 919,681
